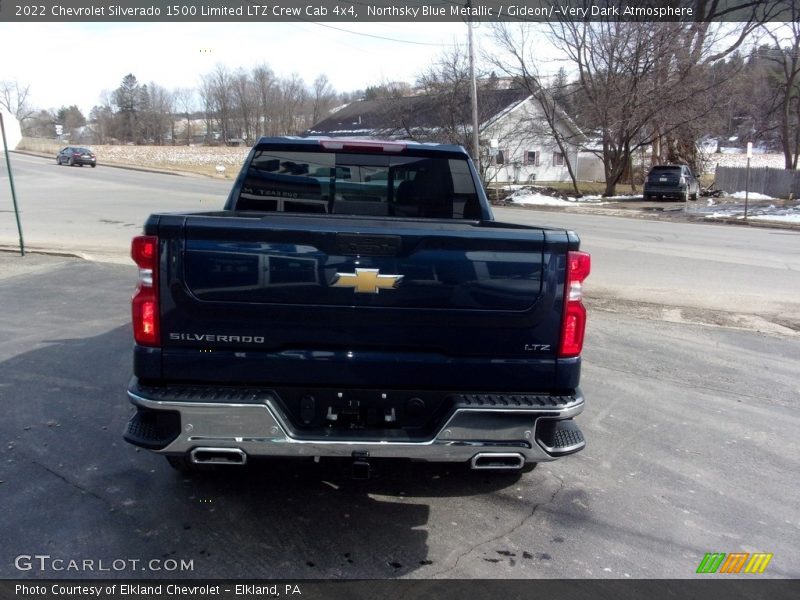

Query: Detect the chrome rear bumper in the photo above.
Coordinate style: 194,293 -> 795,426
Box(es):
125,384 -> 585,464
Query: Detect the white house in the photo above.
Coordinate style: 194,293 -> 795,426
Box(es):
307,88 -> 583,184
480,94 -> 584,184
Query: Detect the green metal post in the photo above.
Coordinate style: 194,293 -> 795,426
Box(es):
0,111 -> 25,255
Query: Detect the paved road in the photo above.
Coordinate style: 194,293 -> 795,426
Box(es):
0,254 -> 798,580
493,207 -> 800,335
0,153 -> 230,261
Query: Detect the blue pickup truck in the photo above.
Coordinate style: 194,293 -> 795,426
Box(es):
124,137 -> 590,476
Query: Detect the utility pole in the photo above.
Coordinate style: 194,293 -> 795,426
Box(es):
0,111 -> 25,256
467,2 -> 480,173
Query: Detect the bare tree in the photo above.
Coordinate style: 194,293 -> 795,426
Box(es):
88,105 -> 114,144
173,88 -> 196,144
24,109 -> 58,139
762,15 -> 800,169
490,24 -> 583,195
142,83 -> 174,145
197,76 -> 215,143
0,81 -> 36,123
229,68 -> 255,142
415,44 -> 476,147
276,74 -> 308,134
311,74 -> 336,125
544,10 -> 766,195
188,64 -> 343,144
87,90 -> 116,144
206,64 -> 235,143
252,64 -> 277,137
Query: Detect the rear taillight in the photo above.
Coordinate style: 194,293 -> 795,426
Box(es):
131,235 -> 159,346
559,251 -> 591,358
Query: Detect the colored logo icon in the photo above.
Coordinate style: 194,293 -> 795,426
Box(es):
696,552 -> 773,574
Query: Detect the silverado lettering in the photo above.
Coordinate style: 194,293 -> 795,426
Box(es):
169,333 -> 266,343
124,137 -> 590,476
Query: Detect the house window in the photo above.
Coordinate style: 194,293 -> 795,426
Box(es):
494,149 -> 505,165
524,151 -> 540,166
553,152 -> 565,166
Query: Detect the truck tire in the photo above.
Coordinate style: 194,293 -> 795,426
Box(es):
166,453 -> 223,474
165,454 -> 192,471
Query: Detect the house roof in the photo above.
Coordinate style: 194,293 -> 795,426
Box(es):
307,88 -> 532,138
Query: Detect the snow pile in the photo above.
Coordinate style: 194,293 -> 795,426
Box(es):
703,204 -> 800,224
748,208 -> 800,224
507,187 -> 605,206
730,191 -> 775,200
509,190 -> 574,206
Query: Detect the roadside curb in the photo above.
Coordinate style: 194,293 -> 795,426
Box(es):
0,245 -> 84,259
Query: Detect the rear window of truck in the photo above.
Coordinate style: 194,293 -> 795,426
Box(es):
234,150 -> 482,219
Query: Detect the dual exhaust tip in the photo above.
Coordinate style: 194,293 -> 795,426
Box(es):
190,447 -> 247,466
470,452 -> 525,470
186,448 -> 526,472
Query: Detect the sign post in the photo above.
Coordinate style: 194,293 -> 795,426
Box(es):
0,111 -> 25,256
744,142 -> 752,221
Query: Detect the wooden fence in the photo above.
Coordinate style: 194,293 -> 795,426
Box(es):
715,166 -> 800,199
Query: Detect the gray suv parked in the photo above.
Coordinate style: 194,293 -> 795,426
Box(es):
643,165 -> 699,201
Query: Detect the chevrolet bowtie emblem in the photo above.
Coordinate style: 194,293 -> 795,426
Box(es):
332,268 -> 403,294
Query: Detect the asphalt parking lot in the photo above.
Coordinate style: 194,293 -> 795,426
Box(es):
1,252 -> 798,580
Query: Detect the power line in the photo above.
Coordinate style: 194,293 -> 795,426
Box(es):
240,0 -> 455,47
304,21 -> 451,46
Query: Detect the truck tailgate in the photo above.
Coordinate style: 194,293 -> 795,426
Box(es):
153,212 -> 572,388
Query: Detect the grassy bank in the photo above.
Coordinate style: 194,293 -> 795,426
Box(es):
17,137 -> 249,178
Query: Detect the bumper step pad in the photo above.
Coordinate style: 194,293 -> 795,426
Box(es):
535,419 -> 586,456
123,409 -> 181,450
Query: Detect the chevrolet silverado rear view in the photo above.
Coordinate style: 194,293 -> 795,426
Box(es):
124,137 -> 590,476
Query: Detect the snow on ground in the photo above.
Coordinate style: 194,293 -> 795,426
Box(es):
729,191 -> 775,200
700,203 -> 800,224
507,187 -> 606,206
749,213 -> 800,223
705,153 -> 787,173
580,194 -> 641,202
508,185 -> 800,225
